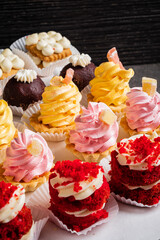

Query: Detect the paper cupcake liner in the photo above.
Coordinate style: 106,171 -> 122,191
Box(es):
21,102 -> 66,141
28,206 -> 49,240
111,192 -> 160,208
14,121 -> 26,132
10,36 -> 80,86
80,84 -> 90,107
28,182 -> 119,236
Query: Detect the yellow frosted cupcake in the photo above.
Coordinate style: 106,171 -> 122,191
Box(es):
29,68 -> 82,134
88,47 -> 134,114
0,99 -> 17,163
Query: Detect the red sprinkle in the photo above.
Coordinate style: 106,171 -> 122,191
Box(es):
0,181 -> 18,209
118,135 -> 160,171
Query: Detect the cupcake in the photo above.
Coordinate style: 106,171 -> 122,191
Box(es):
1,129 -> 54,192
25,31 -> 72,68
29,68 -> 82,135
0,48 -> 24,80
66,102 -> 119,163
49,159 -> 110,232
88,47 -> 134,114
60,53 -> 96,91
120,77 -> 160,137
0,181 -> 34,239
110,133 -> 160,206
0,99 -> 17,163
3,69 -> 45,110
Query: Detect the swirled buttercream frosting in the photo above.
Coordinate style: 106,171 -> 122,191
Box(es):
90,48 -> 134,106
38,75 -> 82,127
69,53 -> 91,67
125,87 -> 160,132
3,129 -> 54,182
69,102 -> 119,153
15,69 -> 37,83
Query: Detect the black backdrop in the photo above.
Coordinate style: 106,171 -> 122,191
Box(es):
1,0 -> 160,66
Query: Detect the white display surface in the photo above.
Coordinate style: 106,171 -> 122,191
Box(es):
14,117 -> 160,240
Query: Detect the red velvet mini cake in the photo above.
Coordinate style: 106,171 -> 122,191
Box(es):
49,159 -> 110,232
0,181 -> 33,239
110,134 -> 160,206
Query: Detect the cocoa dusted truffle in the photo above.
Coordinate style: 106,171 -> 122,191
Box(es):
60,54 -> 96,91
3,69 -> 45,110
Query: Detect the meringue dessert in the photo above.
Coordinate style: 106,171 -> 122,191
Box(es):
1,129 -> 54,192
25,31 -> 72,67
66,101 -> 119,163
0,48 -> 24,80
29,68 -> 82,134
88,47 -> 134,113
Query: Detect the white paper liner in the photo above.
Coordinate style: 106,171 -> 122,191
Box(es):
28,182 -> 119,235
10,36 -> 80,86
111,193 -> 160,208
21,102 -> 66,141
80,84 -> 90,107
14,121 -> 26,132
29,206 -> 49,240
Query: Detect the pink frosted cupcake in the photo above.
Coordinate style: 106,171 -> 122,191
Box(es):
120,77 -> 160,137
66,102 -> 119,162
1,129 -> 54,192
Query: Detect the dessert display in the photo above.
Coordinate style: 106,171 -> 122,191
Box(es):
110,134 -> 160,206
0,181 -> 34,239
3,69 -> 46,110
66,101 -> 119,162
0,48 -> 24,80
25,31 -> 72,67
120,77 -> 160,137
49,159 -> 110,232
1,129 -> 54,192
0,99 -> 17,152
60,53 -> 96,91
88,47 -> 134,113
29,69 -> 82,134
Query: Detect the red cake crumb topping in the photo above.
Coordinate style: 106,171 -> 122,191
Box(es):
0,181 -> 18,209
51,159 -> 102,182
117,135 -> 160,170
0,205 -> 33,240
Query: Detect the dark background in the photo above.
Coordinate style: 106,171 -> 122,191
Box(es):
1,0 -> 160,66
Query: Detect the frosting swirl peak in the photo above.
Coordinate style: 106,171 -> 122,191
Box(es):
69,102 -> 119,153
125,87 -> 160,132
3,129 -> 54,182
69,53 -> 91,67
15,69 -> 37,83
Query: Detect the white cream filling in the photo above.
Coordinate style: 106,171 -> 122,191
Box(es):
0,185 -> 25,223
65,203 -> 105,217
50,170 -> 103,200
122,179 -> 160,190
117,133 -> 160,170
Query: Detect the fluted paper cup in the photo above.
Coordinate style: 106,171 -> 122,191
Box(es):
28,182 -> 119,235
